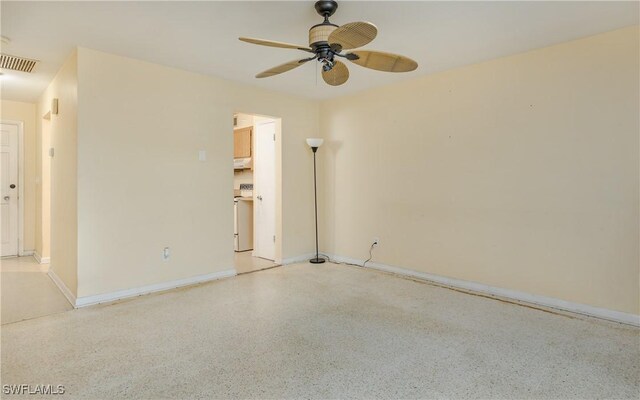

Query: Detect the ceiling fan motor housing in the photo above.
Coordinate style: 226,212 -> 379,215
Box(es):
309,23 -> 338,49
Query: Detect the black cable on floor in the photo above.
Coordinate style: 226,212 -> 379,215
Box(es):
319,242 -> 376,268
362,243 -> 375,268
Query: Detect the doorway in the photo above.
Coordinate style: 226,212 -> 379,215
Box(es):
232,112 -> 281,274
1,121 -> 22,257
1,110 -> 71,325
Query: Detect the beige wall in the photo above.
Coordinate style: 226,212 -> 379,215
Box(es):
34,109 -> 51,260
320,26 -> 639,315
37,51 -> 78,296
0,100 -> 36,252
76,48 -> 319,298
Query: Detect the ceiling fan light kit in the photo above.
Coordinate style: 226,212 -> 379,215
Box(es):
239,0 -> 418,86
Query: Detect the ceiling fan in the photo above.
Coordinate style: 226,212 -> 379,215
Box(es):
239,0 -> 418,86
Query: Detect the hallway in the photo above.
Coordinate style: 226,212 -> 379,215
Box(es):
1,256 -> 73,325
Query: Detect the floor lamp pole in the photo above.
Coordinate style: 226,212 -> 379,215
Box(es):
309,144 -> 325,264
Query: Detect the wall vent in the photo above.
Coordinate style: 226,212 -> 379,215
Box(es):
0,53 -> 38,73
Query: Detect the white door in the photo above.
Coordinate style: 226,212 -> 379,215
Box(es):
254,121 -> 276,260
1,123 -> 19,257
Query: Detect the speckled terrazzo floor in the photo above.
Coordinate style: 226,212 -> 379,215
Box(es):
1,262 -> 639,399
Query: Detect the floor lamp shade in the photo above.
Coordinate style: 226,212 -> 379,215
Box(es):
306,138 -> 324,149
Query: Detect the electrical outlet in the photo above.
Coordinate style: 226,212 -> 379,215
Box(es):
163,247 -> 170,261
373,237 -> 380,246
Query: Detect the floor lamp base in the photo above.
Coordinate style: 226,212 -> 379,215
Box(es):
309,257 -> 326,264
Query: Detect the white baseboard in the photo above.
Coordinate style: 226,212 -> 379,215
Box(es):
19,250 -> 34,257
33,251 -> 50,264
281,253 -> 317,265
74,269 -> 237,308
47,268 -> 77,307
328,254 -> 640,327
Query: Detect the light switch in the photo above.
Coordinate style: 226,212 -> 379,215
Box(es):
198,150 -> 206,161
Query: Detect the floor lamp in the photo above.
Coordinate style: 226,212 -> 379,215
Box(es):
307,138 -> 325,264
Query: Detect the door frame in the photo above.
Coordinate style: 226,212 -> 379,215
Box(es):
1,120 -> 25,256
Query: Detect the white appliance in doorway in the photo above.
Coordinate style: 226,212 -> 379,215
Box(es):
253,120 -> 276,261
1,122 -> 19,257
234,197 -> 253,252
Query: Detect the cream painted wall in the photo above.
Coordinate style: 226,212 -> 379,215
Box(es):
34,111 -> 51,260
0,100 -> 36,252
37,51 -> 78,295
76,48 -> 319,298
320,26 -> 639,315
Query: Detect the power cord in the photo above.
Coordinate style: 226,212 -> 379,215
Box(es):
320,240 -> 377,268
319,253 -> 361,268
362,242 -> 375,267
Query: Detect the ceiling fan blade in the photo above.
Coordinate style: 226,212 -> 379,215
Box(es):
347,50 -> 418,72
328,22 -> 377,50
322,61 -> 349,86
256,58 -> 313,78
239,37 -> 312,53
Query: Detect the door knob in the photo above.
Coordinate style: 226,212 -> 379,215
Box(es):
3,196 -> 9,201
9,184 -> 15,189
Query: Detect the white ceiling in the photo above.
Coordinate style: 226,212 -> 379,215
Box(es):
1,1 -> 638,102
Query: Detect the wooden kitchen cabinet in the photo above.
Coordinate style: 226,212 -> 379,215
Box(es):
233,127 -> 252,158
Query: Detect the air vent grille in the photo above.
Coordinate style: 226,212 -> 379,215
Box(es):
0,54 -> 38,73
